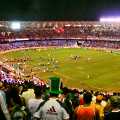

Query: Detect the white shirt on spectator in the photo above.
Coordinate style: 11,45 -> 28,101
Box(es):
34,98 -> 69,120
28,98 -> 43,114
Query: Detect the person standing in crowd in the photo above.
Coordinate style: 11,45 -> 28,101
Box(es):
61,87 -> 79,120
104,96 -> 120,120
95,95 -> 104,120
75,91 -> 99,120
0,81 -> 11,120
7,86 -> 28,120
33,76 -> 69,120
27,85 -> 44,120
22,81 -> 35,105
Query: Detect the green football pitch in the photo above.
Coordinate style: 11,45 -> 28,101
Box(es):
1,48 -> 120,91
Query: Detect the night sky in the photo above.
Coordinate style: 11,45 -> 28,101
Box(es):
0,0 -> 120,21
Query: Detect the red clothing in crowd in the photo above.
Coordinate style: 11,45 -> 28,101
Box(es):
75,104 -> 96,120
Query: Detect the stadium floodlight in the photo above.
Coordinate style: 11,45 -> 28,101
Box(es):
10,22 -> 21,30
100,17 -> 120,22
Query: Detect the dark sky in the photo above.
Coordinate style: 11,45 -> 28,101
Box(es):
0,0 -> 120,21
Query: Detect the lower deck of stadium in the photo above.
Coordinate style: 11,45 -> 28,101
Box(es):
0,38 -> 120,51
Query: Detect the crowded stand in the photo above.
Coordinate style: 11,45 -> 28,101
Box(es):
0,72 -> 120,120
1,39 -> 120,51
0,21 -> 120,40
1,21 -> 120,120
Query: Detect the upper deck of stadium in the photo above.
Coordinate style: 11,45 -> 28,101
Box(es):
1,21 -> 120,29
0,21 -> 120,41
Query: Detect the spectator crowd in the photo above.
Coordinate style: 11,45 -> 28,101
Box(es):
0,66 -> 120,120
1,21 -> 120,40
1,38 -> 120,52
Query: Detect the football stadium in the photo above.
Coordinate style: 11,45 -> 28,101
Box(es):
1,21 -> 120,120
1,0 -> 120,119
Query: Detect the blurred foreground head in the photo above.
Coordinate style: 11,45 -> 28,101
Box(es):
83,92 -> 92,104
110,96 -> 120,108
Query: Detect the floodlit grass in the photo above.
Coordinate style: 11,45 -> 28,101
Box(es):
1,48 -> 120,91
